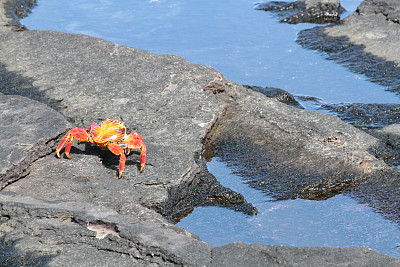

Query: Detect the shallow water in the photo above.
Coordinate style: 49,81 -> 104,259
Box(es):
179,159 -> 400,258
22,0 -> 400,104
22,0 -> 400,259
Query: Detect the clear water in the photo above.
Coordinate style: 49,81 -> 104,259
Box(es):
179,158 -> 400,258
22,0 -> 400,104
22,0 -> 400,259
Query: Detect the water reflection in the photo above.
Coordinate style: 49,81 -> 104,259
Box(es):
178,158 -> 400,258
21,0 -> 400,104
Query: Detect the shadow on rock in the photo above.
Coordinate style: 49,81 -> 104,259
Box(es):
0,62 -> 64,112
169,153 -> 258,223
297,26 -> 400,95
0,237 -> 56,266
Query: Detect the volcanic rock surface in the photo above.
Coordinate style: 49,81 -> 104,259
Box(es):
1,0 -> 400,265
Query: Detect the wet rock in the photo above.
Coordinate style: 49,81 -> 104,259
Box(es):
255,0 -> 345,24
351,124 -> 400,225
379,124 -> 400,146
245,85 -> 304,109
205,82 -> 400,222
319,103 -> 400,129
297,0 -> 400,93
0,0 -> 34,31
295,0 -> 400,223
204,93 -> 382,201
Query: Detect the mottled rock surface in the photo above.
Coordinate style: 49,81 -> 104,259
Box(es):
1,0 -> 400,265
211,242 -> 400,267
0,94 -> 68,188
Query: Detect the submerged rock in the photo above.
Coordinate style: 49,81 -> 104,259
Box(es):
319,103 -> 400,129
297,0 -> 400,93
245,85 -> 304,109
255,0 -> 345,24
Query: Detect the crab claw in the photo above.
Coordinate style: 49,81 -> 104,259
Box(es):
56,128 -> 89,158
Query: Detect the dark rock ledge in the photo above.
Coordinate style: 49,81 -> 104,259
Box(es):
255,0 -> 345,24
0,0 -> 400,266
297,0 -> 400,93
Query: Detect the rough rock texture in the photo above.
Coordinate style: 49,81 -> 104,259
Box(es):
255,0 -> 345,24
204,86 -> 390,201
1,0 -> 400,265
0,29 -> 258,218
0,192 -> 212,266
0,94 -> 69,188
210,242 -> 400,267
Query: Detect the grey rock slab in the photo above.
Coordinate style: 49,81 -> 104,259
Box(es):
0,191 -> 212,266
0,29 -> 256,215
211,242 -> 400,267
0,30 -> 225,151
0,94 -> 69,188
3,142 -> 201,220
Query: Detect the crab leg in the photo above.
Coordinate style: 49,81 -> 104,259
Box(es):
107,143 -> 126,178
139,143 -> 147,172
125,132 -> 147,172
56,128 -> 89,158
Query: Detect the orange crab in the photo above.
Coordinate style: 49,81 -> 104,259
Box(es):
56,119 -> 147,178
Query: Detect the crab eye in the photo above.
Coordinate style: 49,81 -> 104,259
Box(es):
118,143 -> 127,149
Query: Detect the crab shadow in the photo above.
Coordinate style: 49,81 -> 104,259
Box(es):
57,142 -> 142,175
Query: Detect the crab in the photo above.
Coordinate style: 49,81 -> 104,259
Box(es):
56,119 -> 147,178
